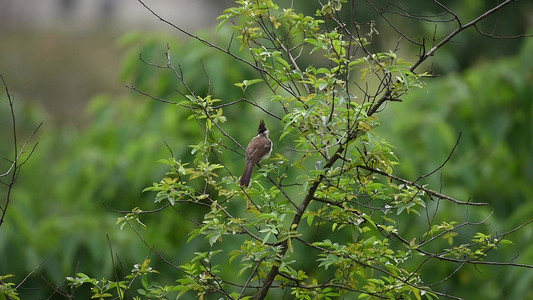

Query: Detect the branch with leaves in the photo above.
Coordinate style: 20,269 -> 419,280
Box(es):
92,1 -> 533,299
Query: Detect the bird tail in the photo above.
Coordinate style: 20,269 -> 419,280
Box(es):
239,162 -> 255,187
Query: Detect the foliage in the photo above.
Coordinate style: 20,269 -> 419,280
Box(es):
0,24 -> 259,299
63,1 -> 530,299
0,28 -> 257,299
1,0 -> 531,299
0,274 -> 20,300
289,0 -> 533,73
375,38 -> 533,299
0,94 -> 194,295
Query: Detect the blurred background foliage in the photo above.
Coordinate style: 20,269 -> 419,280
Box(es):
0,0 -> 532,299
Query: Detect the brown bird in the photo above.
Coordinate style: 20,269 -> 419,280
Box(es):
239,120 -> 273,187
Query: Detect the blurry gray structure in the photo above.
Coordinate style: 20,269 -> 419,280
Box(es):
0,0 -> 231,32
0,0 -> 233,122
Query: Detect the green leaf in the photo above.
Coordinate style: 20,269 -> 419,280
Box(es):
275,56 -> 291,70
216,18 -> 229,33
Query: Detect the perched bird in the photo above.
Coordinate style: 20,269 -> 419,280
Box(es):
239,120 -> 272,187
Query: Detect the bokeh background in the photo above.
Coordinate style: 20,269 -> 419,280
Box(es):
0,0 -> 532,299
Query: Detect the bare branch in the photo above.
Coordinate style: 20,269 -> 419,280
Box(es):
15,259 -> 45,290
474,23 -> 533,39
358,164 -> 487,206
0,75 -> 42,228
412,132 -> 461,184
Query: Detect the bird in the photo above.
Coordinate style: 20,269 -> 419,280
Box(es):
239,119 -> 273,187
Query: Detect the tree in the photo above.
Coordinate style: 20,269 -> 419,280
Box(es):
29,0 -> 533,299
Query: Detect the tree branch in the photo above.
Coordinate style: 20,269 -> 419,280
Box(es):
0,74 -> 42,228
367,0 -> 519,115
358,164 -> 487,206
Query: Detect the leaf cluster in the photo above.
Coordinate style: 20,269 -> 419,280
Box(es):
100,1 -> 533,299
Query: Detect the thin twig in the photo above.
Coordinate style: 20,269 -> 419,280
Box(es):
367,0 -> 519,115
358,164 -> 487,206
15,259 -> 46,290
412,132 -> 461,184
